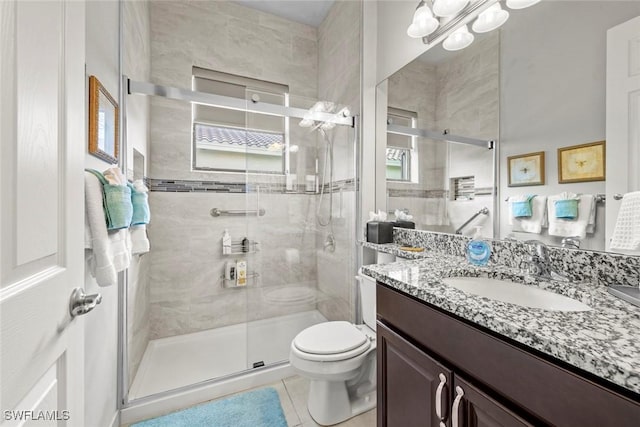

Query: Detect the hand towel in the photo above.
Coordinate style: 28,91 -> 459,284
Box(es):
110,229 -> 131,272
609,191 -> 640,253
510,194 -> 534,218
85,172 -> 118,287
554,199 -> 579,219
508,195 -> 547,233
130,225 -> 150,255
548,193 -> 595,238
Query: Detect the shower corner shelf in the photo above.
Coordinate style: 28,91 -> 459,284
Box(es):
221,272 -> 259,288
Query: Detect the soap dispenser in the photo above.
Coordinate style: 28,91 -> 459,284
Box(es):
466,226 -> 491,266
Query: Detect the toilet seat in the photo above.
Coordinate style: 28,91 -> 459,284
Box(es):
292,321 -> 371,362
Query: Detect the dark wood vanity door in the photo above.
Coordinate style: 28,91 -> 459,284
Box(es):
453,376 -> 534,427
377,322 -> 453,427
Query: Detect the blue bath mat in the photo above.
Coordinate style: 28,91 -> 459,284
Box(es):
132,387 -> 287,427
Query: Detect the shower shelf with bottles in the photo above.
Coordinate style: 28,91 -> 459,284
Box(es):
223,239 -> 260,255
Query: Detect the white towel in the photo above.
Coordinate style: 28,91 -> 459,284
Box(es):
508,195 -> 547,234
610,191 -> 640,252
85,172 -> 118,287
130,225 -> 150,255
547,193 -> 595,239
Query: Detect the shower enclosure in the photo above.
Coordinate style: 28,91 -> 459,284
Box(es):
118,2 -> 363,415
122,82 -> 358,403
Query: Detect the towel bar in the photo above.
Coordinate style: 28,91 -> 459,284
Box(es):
505,194 -> 607,203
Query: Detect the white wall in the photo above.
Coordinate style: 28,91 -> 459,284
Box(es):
84,0 -> 152,422
84,1 -> 120,426
499,1 -> 640,250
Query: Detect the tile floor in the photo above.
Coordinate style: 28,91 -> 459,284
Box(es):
123,375 -> 376,427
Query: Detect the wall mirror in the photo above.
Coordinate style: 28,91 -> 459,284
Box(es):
376,1 -> 640,254
89,75 -> 119,164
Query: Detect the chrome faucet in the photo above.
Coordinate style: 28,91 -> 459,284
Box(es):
524,240 -> 571,282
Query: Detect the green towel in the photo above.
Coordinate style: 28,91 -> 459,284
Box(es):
554,199 -> 579,219
129,183 -> 150,225
86,169 -> 133,230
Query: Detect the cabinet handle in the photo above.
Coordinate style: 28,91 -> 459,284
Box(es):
451,386 -> 464,427
435,373 -> 447,420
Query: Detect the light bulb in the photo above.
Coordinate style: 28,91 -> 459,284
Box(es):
443,24 -> 474,51
407,2 -> 439,38
472,3 -> 509,33
433,0 -> 469,18
506,0 -> 540,10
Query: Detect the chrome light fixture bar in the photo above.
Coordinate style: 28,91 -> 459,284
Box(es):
422,0 -> 498,45
127,79 -> 355,127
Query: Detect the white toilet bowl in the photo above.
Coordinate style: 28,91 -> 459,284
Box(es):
290,321 -> 377,426
289,270 -> 378,426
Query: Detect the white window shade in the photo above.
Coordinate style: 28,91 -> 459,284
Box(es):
192,67 -> 288,133
387,107 -> 417,150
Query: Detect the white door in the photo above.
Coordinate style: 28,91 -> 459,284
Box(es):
606,15 -> 640,250
1,1 -> 87,425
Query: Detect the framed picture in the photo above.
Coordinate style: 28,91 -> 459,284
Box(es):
88,75 -> 119,164
507,151 -> 545,187
557,141 -> 605,183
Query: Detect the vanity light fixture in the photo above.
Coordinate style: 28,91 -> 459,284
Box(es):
407,1 -> 439,38
472,2 -> 509,33
443,24 -> 474,51
505,0 -> 540,9
432,0 -> 469,18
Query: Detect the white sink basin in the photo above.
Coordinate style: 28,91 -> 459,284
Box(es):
442,277 -> 591,312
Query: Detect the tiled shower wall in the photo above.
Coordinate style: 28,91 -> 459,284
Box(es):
315,1 -> 362,323
147,189 -> 318,339
145,1 -> 359,339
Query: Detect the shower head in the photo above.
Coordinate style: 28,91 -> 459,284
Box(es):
299,101 -> 339,131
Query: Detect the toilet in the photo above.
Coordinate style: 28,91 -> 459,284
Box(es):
289,269 -> 378,426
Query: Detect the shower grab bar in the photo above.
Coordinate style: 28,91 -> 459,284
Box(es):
455,207 -> 489,235
210,208 -> 266,217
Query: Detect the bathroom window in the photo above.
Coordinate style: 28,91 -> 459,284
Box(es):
386,108 -> 417,182
192,67 -> 290,174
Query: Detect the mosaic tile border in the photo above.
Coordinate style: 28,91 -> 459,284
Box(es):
148,178 -> 356,194
387,187 -> 494,199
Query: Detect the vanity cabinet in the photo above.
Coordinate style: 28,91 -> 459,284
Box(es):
378,322 -> 530,427
376,284 -> 640,427
377,322 -> 452,427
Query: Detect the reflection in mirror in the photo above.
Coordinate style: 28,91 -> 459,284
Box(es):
378,1 -> 640,253
381,32 -> 499,238
498,1 -> 640,252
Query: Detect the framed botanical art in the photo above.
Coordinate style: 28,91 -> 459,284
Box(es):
557,141 -> 605,183
88,75 -> 119,164
507,151 -> 545,187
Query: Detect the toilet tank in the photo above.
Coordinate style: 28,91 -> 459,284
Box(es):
358,271 -> 377,331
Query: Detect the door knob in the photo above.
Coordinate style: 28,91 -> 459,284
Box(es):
69,288 -> 103,318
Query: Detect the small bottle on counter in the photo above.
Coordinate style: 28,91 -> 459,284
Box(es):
466,226 -> 491,266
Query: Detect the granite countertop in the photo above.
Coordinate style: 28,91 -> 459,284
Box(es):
361,251 -> 640,395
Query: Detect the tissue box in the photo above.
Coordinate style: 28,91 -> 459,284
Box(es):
391,220 -> 415,229
366,221 -> 393,244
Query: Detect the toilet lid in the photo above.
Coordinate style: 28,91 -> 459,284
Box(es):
294,321 -> 368,355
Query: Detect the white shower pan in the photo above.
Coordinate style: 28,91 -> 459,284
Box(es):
129,310 -> 327,400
